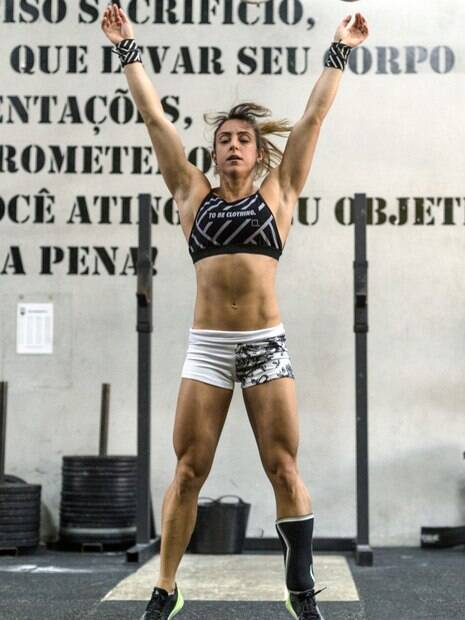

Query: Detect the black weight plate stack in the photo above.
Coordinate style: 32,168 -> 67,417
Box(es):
59,455 -> 137,548
0,477 -> 41,552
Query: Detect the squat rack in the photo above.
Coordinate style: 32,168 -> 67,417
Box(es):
126,194 -> 159,563
353,193 -> 373,566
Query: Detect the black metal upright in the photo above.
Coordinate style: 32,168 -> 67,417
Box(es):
99,383 -> 110,457
353,193 -> 374,566
0,382 -> 7,483
126,193 -> 159,563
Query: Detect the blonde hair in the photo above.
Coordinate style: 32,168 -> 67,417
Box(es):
203,102 -> 293,178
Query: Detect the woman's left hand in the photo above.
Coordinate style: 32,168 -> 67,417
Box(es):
334,13 -> 369,48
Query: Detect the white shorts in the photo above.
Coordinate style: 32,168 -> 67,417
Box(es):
181,323 -> 295,390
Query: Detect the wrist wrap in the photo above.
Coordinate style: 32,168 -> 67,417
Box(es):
112,38 -> 142,67
325,41 -> 352,71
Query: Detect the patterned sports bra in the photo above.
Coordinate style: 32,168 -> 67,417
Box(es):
188,191 -> 283,264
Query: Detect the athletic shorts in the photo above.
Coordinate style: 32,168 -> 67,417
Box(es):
181,322 -> 295,390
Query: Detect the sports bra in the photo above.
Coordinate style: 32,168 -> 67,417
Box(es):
188,190 -> 283,264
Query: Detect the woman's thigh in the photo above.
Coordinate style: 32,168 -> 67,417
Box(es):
173,378 -> 234,472
241,378 -> 299,470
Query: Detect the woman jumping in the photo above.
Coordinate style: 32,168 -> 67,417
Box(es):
101,6 -> 369,620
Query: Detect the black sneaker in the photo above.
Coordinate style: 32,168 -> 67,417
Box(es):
141,584 -> 184,619
286,587 -> 326,620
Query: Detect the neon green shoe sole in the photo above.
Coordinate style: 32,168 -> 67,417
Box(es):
167,586 -> 184,619
285,593 -> 298,619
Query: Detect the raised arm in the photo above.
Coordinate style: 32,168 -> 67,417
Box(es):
276,13 -> 369,200
101,4 -> 206,201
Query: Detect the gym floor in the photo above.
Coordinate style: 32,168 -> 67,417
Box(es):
0,546 -> 464,619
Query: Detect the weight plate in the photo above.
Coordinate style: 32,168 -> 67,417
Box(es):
63,459 -> 136,464
0,486 -> 41,497
60,510 -> 135,518
63,464 -> 136,469
0,539 -> 39,547
63,455 -> 136,462
61,536 -> 135,544
62,478 -> 136,486
62,475 -> 136,483
61,490 -> 135,498
61,495 -> 135,504
0,502 -> 41,512
61,492 -> 135,499
60,522 -> 135,529
62,481 -> 136,489
60,511 -> 135,519
0,497 -> 40,512
63,463 -> 136,472
62,467 -> 136,473
0,500 -> 39,507
0,520 -> 40,530
61,507 -> 135,515
0,531 -> 39,541
63,477 -> 136,483
0,501 -> 41,510
0,523 -> 39,532
61,525 -> 136,535
61,496 -> 135,504
61,505 -> 135,513
60,504 -> 135,512
63,492 -> 135,500
0,475 -> 28,485
60,519 -> 135,529
62,489 -> 135,498
60,504 -> 135,511
62,462 -> 137,474
0,509 -> 40,519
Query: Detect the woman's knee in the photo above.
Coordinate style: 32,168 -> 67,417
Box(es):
265,456 -> 299,492
173,457 -> 211,495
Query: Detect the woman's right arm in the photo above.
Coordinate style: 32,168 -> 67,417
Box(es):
101,4 -> 206,202
123,62 -> 204,200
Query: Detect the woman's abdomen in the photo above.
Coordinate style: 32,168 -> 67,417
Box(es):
192,254 -> 281,330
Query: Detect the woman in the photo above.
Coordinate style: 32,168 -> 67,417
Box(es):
101,6 -> 369,620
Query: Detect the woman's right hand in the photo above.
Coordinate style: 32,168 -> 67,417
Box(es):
334,13 -> 369,48
100,3 -> 134,45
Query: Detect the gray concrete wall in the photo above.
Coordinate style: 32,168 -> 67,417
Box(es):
1,0 -> 464,546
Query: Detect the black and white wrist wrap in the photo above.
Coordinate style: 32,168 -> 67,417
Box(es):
112,38 -> 142,67
325,41 -> 352,71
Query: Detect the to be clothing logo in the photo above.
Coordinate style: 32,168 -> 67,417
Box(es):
209,209 -> 256,220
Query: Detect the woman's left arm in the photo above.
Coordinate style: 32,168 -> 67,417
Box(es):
276,13 -> 369,200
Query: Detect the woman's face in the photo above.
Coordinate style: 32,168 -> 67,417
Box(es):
213,119 -> 261,178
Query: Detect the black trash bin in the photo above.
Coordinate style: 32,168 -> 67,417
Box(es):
188,495 -> 251,554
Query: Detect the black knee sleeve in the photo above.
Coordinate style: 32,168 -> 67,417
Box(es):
275,514 -> 315,594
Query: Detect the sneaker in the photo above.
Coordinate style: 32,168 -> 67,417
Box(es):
141,584 -> 184,620
286,587 -> 326,620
